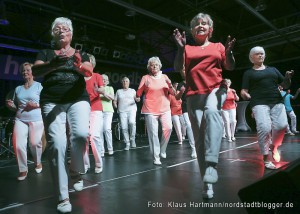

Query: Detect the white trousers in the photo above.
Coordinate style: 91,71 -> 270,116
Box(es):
286,110 -> 297,133
13,119 -> 44,172
42,101 -> 90,201
252,104 -> 288,155
181,112 -> 195,148
119,110 -> 137,144
102,112 -> 113,153
145,112 -> 172,161
221,108 -> 237,140
83,111 -> 103,170
179,115 -> 186,138
187,88 -> 227,177
171,115 -> 183,142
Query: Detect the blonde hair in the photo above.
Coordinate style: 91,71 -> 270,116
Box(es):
19,62 -> 33,74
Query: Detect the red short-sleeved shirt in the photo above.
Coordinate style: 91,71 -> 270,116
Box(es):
222,89 -> 236,110
85,73 -> 104,111
185,42 -> 226,96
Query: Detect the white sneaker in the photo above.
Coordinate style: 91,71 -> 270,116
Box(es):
79,167 -> 89,175
264,161 -> 277,169
95,167 -> 103,174
108,150 -> 114,155
178,141 -> 183,145
160,152 -> 166,159
73,180 -> 83,191
191,148 -> 197,159
231,137 -> 236,141
124,144 -> 130,151
228,139 -> 232,142
203,166 -> 218,183
153,159 -> 162,165
202,183 -> 214,199
57,200 -> 72,213
131,141 -> 136,148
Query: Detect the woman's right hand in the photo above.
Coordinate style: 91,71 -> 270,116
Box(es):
173,28 -> 186,48
6,99 -> 17,111
49,54 -> 69,68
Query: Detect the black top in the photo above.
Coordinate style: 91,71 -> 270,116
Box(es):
177,81 -> 187,113
241,66 -> 284,108
36,49 -> 90,104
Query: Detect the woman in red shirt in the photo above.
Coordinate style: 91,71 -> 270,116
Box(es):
221,79 -> 239,142
173,13 -> 236,199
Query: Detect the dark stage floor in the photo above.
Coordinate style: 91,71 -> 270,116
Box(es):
0,132 -> 300,214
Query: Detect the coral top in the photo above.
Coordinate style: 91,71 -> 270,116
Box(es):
136,73 -> 171,115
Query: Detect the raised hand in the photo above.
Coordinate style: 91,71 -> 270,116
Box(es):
180,85 -> 185,93
225,35 -> 236,55
173,28 -> 186,48
285,70 -> 294,79
73,50 -> 82,69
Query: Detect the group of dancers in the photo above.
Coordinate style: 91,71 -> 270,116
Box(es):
5,12 -> 296,213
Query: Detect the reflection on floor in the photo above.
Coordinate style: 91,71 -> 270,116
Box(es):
0,132 -> 300,214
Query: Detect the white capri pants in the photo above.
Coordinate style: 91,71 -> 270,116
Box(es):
13,119 -> 44,172
252,103 -> 288,155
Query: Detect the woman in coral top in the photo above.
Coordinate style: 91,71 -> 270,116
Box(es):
173,13 -> 236,199
221,79 -> 239,142
136,56 -> 175,165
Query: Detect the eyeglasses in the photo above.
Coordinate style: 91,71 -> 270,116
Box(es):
53,27 -> 71,34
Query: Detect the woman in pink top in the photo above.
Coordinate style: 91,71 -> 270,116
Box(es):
136,56 -> 175,165
221,79 -> 239,142
173,13 -> 236,199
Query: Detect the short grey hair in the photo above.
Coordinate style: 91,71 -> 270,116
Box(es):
121,76 -> 130,83
87,53 -> 96,68
223,78 -> 232,85
51,17 -> 73,37
147,56 -> 162,70
102,74 -> 109,84
190,13 -> 213,38
249,46 -> 265,63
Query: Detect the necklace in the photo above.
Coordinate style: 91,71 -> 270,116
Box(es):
24,81 -> 33,89
60,46 -> 71,55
